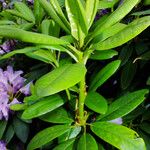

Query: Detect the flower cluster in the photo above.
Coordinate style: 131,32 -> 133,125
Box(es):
0,141 -> 7,150
0,66 -> 31,120
0,40 -> 17,55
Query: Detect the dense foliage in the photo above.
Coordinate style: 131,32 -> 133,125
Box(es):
0,0 -> 150,149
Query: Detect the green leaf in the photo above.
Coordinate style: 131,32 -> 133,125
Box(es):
33,0 -> 45,24
66,0 -> 88,47
53,138 -> 75,150
0,121 -> 7,139
14,2 -> 35,22
138,130 -> 150,149
3,125 -> 14,144
22,95 -> 65,119
77,133 -> 98,150
35,63 -> 86,97
40,107 -> 73,124
140,122 -> 150,134
0,26 -> 68,46
90,50 -> 118,60
86,0 -> 99,29
93,16 -> 150,50
50,0 -> 70,29
85,92 -> 108,114
26,49 -> 57,64
98,89 -> 149,121
121,61 -> 137,90
10,103 -> 27,111
89,60 -> 121,91
91,121 -> 146,150
92,23 -> 126,44
93,0 -> 140,36
58,126 -> 81,143
27,125 -> 71,150
132,10 -> 150,16
13,117 -> 29,143
0,47 -> 39,60
98,0 -> 119,9
39,0 -> 70,33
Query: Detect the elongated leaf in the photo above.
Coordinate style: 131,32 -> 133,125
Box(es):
40,107 -> 73,124
26,49 -> 57,64
66,0 -> 88,47
58,126 -> 81,143
4,125 -> 14,144
14,2 -> 35,22
98,0 -> 119,9
0,26 -> 68,45
93,0 -> 140,36
0,121 -> 7,139
91,122 -> 146,150
13,117 -> 29,143
22,95 -> 65,119
35,63 -> 86,97
89,60 -> 121,91
27,125 -> 71,150
85,92 -> 108,114
33,0 -> 45,24
50,0 -> 70,29
93,23 -> 126,44
0,20 -> 16,25
98,89 -> 149,121
77,133 -> 98,150
93,16 -> 150,50
86,0 -> 99,28
0,47 -> 39,60
90,50 -> 118,60
121,61 -> 137,89
39,0 -> 70,33
54,138 -> 75,150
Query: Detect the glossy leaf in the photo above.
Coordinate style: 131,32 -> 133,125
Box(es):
14,2 -> 35,22
93,16 -> 150,50
4,125 -> 14,144
27,125 -> 71,150
85,92 -> 108,114
98,89 -> 149,121
22,95 -> 65,119
66,0 -> 88,47
91,122 -> 146,150
35,63 -> 86,97
121,61 -> 137,90
26,49 -> 57,64
39,0 -> 70,33
86,0 -> 99,28
0,121 -> 7,139
58,126 -> 81,143
53,138 -> 75,150
13,117 -> 29,143
98,0 -> 119,9
92,23 -> 126,44
89,60 -> 121,91
50,0 -> 70,29
93,0 -> 140,36
40,107 -> 73,124
0,26 -> 68,46
77,133 -> 98,150
90,50 -> 118,60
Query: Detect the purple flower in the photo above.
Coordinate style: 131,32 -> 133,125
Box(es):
0,40 -> 17,55
109,118 -> 123,125
0,66 -> 31,120
0,141 -> 7,150
95,9 -> 109,21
